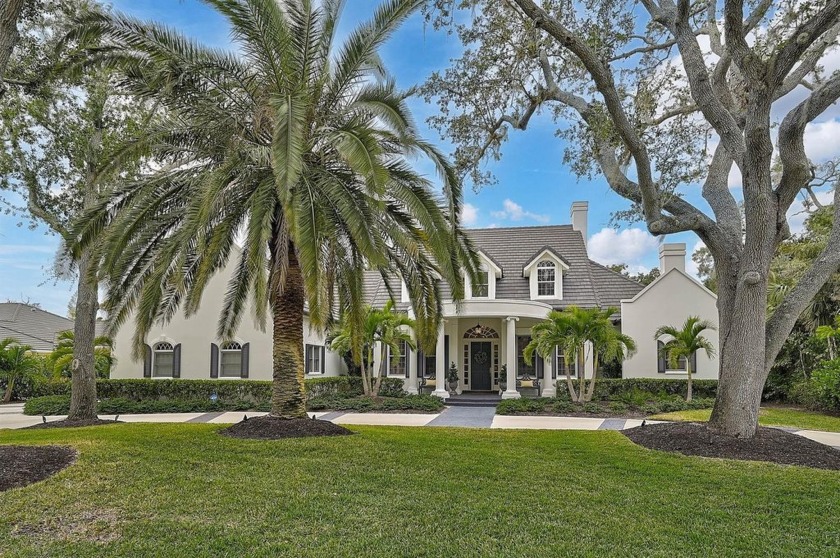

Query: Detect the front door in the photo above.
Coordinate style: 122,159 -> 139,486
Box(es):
470,341 -> 492,391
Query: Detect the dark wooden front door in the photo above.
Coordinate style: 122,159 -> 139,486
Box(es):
470,342 -> 492,391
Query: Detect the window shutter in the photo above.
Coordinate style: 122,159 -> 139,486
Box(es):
320,346 -> 325,374
536,354 -> 544,379
405,346 -> 410,378
657,341 -> 666,374
172,343 -> 182,378
690,350 -> 697,374
143,344 -> 152,378
210,344 -> 219,378
241,343 -> 250,378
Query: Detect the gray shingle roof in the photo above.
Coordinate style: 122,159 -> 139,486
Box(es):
0,303 -> 73,352
358,224 -> 645,313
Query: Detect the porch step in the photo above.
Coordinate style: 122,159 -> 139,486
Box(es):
445,393 -> 502,407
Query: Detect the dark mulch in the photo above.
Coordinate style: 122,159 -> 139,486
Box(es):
220,415 -> 354,440
0,446 -> 77,492
24,419 -> 122,430
623,422 -> 840,470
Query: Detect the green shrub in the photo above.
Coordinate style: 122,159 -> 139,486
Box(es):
581,402 -> 602,414
552,400 -> 573,413
496,398 -> 551,415
607,401 -> 628,414
562,378 -> 717,400
23,395 -> 72,416
809,359 -> 840,411
789,380 -> 823,410
306,394 -> 442,412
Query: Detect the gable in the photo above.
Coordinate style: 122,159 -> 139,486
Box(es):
623,267 -> 717,305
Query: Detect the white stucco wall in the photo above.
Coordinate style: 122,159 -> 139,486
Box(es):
620,269 -> 719,379
110,254 -> 346,380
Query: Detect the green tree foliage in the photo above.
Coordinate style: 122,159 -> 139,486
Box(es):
0,337 -> 39,402
329,300 -> 415,397
606,263 -> 660,286
654,317 -> 716,402
69,0 -> 477,419
47,330 -> 114,380
524,306 -> 636,402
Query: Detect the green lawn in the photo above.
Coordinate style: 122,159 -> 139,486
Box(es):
652,407 -> 840,433
1,424 -> 839,557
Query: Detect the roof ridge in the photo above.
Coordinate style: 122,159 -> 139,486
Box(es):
588,259 -> 645,287
466,223 -> 573,232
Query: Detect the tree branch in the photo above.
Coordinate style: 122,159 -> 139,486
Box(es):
771,0 -> 840,87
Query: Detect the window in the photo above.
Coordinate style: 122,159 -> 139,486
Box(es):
556,352 -> 578,378
657,340 -> 696,373
388,340 -> 408,377
537,261 -> 556,296
306,344 -> 325,374
153,342 -> 174,378
472,270 -> 489,298
422,352 -> 436,378
220,342 -> 242,378
516,336 -> 536,378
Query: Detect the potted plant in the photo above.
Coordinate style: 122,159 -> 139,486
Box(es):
447,362 -> 460,392
498,364 -> 507,392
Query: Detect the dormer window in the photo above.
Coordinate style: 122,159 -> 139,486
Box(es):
537,261 -> 556,296
473,270 -> 490,298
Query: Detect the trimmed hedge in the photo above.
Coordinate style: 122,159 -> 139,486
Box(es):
555,378 -> 718,401
307,394 -> 444,412
497,396 -> 716,416
18,376 -> 407,403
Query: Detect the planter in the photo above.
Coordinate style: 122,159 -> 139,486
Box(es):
448,380 -> 459,392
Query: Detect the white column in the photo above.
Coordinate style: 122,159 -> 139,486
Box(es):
433,320 -> 449,399
503,316 -> 520,399
407,332 -> 418,395
542,349 -> 556,397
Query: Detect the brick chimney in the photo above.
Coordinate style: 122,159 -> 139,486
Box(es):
659,243 -> 686,273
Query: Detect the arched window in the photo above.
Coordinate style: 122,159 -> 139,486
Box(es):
153,342 -> 174,378
464,324 -> 499,339
537,261 -> 556,296
220,342 -> 243,378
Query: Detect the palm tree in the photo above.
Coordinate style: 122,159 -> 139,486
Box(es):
69,0 -> 477,420
329,300 -> 415,396
654,316 -> 716,401
48,330 -> 115,380
815,315 -> 840,361
0,338 -> 40,403
524,306 -> 633,402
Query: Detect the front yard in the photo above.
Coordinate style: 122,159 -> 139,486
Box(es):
1,424 -> 838,557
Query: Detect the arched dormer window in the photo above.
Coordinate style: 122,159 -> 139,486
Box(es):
537,261 -> 556,296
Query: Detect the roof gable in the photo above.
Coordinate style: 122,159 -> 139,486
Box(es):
622,267 -> 717,304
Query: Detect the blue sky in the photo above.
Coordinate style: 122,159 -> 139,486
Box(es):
0,1 -> 723,314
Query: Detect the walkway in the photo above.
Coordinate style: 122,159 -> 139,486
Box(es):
1,403 -> 839,450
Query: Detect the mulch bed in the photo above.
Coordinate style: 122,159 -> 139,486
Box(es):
0,446 -> 77,492
24,419 -> 121,430
623,422 -> 840,470
220,415 -> 354,440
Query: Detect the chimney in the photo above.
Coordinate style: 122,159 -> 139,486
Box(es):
659,243 -> 686,273
570,201 -> 588,247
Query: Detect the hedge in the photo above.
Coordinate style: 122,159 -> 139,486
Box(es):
555,378 -> 718,401
497,396 -> 716,416
17,376 -> 407,402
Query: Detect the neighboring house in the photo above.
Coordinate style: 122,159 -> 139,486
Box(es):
110,201 -> 720,397
0,302 -> 74,352
621,243 -> 720,379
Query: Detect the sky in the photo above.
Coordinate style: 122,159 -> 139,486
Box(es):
0,1 -> 832,316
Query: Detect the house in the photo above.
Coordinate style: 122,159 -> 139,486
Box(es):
0,302 -> 74,352
110,202 -> 720,397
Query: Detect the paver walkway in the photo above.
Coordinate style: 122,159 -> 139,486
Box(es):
2,403 -> 839,449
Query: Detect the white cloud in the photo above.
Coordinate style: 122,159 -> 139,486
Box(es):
490,199 -> 550,223
0,244 -> 57,256
460,203 -> 478,226
588,228 -> 659,267
685,240 -> 706,277
804,119 -> 840,162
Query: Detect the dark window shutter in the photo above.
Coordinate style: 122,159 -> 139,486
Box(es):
172,343 -> 182,378
143,344 -> 152,378
241,343 -> 250,378
536,354 -> 544,379
320,346 -> 325,374
404,345 -> 410,378
304,344 -> 311,374
444,335 -> 450,372
657,341 -> 666,374
210,344 -> 219,378
690,350 -> 697,374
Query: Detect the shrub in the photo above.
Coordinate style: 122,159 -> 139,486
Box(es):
23,395 -> 72,416
496,398 -> 551,415
809,359 -> 840,411
789,380 -> 823,410
556,378 -> 718,401
607,401 -> 628,414
582,402 -> 602,414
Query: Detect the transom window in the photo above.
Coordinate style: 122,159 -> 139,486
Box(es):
153,342 -> 174,378
537,261 -> 556,296
388,340 -> 408,377
306,344 -> 325,375
220,342 -> 242,378
472,270 -> 489,298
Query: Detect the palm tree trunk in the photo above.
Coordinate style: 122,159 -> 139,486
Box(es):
67,237 -> 100,421
2,378 -> 13,403
686,361 -> 693,402
372,345 -> 385,397
269,242 -> 307,419
577,346 -> 585,403
584,354 -> 599,402
360,357 -> 370,396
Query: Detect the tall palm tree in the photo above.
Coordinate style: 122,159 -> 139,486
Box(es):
329,300 -> 415,396
69,0 -> 477,420
524,306 -> 632,402
654,316 -> 716,401
0,338 -> 40,403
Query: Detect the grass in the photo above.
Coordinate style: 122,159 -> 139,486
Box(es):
652,406 -> 840,433
1,424 -> 839,557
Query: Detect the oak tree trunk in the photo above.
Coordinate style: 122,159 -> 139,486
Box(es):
269,242 -> 307,419
0,0 -> 24,95
66,246 -> 99,421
